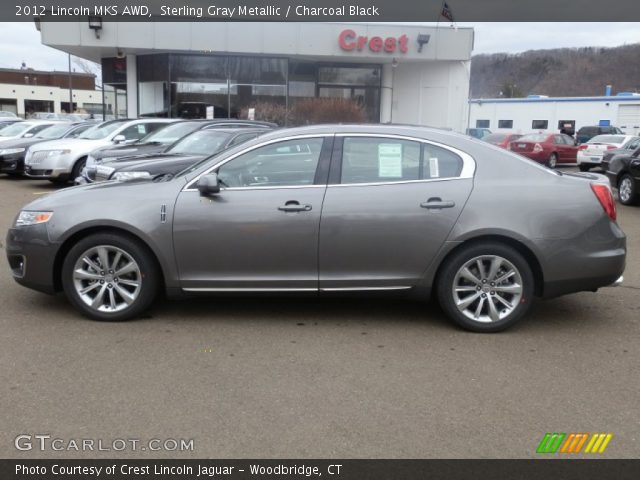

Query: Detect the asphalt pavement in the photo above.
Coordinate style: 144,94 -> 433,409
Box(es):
1,173 -> 638,459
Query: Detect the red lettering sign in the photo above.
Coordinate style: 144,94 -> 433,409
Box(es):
338,29 -> 409,54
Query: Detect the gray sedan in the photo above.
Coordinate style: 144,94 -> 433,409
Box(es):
5,125 -> 626,332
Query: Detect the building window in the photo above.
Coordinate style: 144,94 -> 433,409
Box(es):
532,120 -> 548,130
476,119 -> 490,128
498,120 -> 513,129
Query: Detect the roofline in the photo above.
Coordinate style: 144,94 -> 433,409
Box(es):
469,96 -> 640,104
0,67 -> 95,77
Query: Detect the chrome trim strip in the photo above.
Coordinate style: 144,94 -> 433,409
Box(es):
329,176 -> 467,188
183,133 -> 330,192
183,287 -> 318,292
320,286 -> 412,292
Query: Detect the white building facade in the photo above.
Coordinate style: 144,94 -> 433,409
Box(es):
469,94 -> 640,135
38,22 -> 474,130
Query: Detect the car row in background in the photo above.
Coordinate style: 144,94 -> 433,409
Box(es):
82,127 -> 271,184
0,122 -> 95,175
0,117 -> 276,185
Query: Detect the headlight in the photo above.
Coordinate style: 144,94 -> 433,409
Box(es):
96,165 -> 116,178
15,211 -> 53,227
112,171 -> 152,181
0,147 -> 25,155
41,149 -> 71,157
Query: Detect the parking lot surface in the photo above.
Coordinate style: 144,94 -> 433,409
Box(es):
1,173 -> 638,459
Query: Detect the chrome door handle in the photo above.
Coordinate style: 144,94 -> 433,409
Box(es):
420,198 -> 455,209
278,201 -> 312,212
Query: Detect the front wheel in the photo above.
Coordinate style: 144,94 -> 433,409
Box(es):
437,242 -> 535,333
61,233 -> 159,321
618,173 -> 638,205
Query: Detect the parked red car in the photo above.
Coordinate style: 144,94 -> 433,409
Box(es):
482,132 -> 523,149
509,133 -> 578,168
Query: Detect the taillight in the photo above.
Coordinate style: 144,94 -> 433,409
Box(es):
591,184 -> 617,221
606,145 -> 616,150
533,143 -> 543,153
578,145 -> 588,151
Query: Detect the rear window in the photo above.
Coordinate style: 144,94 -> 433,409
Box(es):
588,135 -> 626,145
518,134 -> 549,142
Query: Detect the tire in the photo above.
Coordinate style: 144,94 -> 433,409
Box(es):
71,157 -> 88,182
579,164 -> 590,172
436,242 -> 535,333
618,173 -> 638,206
547,153 -> 558,169
61,233 -> 159,321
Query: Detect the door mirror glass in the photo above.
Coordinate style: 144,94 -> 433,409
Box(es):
197,173 -> 221,196
113,134 -> 126,144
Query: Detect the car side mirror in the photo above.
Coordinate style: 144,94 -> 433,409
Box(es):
113,134 -> 126,144
197,173 -> 220,196
632,149 -> 640,158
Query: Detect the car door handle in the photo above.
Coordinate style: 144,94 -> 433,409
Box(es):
278,201 -> 312,212
420,198 -> 456,209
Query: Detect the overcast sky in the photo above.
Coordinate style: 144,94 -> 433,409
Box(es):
0,22 -> 639,71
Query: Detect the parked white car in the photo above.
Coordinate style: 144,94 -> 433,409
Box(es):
577,134 -> 638,171
24,118 -> 176,183
0,120 -> 63,145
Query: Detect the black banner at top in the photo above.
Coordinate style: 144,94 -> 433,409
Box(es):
6,0 -> 640,22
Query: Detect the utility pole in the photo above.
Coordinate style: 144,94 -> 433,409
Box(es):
68,53 -> 73,114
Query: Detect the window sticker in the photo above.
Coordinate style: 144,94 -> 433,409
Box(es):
429,157 -> 440,178
378,143 -> 403,178
137,125 -> 146,134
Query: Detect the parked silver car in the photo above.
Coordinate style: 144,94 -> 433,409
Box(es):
6,125 -> 626,332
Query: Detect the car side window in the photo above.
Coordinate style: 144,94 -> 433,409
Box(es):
553,135 -> 565,145
120,124 -> 150,141
217,138 -> 323,188
340,137 -> 463,184
341,137 -> 421,184
27,124 -> 52,135
627,138 -> 640,150
228,132 -> 259,147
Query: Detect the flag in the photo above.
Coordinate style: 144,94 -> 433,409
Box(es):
441,2 -> 455,22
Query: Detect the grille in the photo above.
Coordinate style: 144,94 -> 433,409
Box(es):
27,151 -> 50,165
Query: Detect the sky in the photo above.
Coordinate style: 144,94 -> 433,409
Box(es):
0,22 -> 639,72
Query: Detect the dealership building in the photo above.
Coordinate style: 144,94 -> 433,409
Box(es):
38,22 -> 473,130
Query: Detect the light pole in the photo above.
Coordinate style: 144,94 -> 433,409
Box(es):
67,54 -> 73,114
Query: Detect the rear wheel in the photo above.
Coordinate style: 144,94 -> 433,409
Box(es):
618,173 -> 638,205
61,233 -> 159,321
547,153 -> 558,169
437,242 -> 535,333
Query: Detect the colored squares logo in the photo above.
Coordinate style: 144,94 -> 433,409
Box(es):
537,433 -> 612,454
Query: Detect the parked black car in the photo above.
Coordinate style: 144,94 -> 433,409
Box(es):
86,119 -> 277,168
604,146 -> 640,205
576,125 -> 624,144
0,122 -> 94,175
601,136 -> 640,172
83,128 -> 271,183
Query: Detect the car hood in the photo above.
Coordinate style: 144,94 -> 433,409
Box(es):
29,138 -> 111,152
92,142 -> 167,160
115,154 -> 205,173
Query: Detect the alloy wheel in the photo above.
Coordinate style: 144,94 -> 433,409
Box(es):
72,245 -> 142,313
452,255 -> 523,323
619,177 -> 633,203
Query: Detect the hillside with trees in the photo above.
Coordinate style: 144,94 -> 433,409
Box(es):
470,43 -> 640,99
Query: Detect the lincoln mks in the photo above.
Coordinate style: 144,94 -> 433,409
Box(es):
6,125 -> 626,332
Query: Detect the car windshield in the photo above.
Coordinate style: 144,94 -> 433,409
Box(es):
78,121 -> 126,140
141,122 -> 200,144
35,123 -> 72,139
0,122 -> 36,136
588,135 -> 626,145
518,134 -> 549,142
167,130 -> 231,155
483,133 -> 508,142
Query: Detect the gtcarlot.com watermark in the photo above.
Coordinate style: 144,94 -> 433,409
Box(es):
15,434 -> 194,452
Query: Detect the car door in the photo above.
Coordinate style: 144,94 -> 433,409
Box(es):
172,135 -> 332,291
318,135 -> 474,290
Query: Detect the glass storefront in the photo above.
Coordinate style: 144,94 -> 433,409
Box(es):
102,54 -> 382,124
